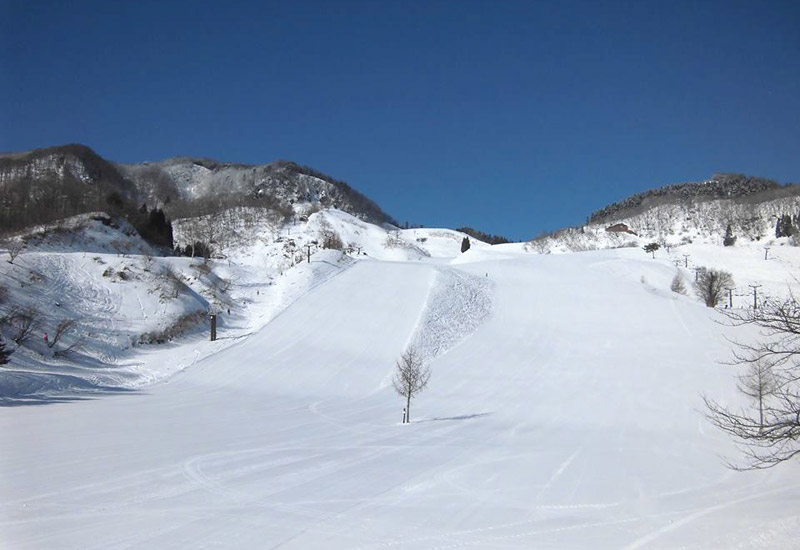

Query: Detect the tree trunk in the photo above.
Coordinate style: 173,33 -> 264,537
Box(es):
406,393 -> 411,424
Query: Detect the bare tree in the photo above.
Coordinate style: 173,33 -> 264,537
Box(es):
161,265 -> 187,301
392,346 -> 431,424
321,230 -> 344,250
8,306 -> 39,345
200,216 -> 218,263
694,267 -> 734,307
4,240 -> 24,264
736,360 -> 778,432
704,296 -> 800,468
48,318 -> 77,349
526,238 -> 550,254
53,335 -> 86,358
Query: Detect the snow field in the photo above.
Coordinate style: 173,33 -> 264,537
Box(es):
3,241 -> 799,549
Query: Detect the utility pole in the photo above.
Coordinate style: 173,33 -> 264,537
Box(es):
749,284 -> 762,309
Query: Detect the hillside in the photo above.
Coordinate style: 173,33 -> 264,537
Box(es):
587,173 -> 785,224
2,234 -> 798,549
531,175 -> 800,254
0,145 -> 394,235
0,210 -> 487,400
119,157 -> 393,225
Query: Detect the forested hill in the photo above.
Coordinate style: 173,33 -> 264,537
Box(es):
118,157 -> 394,226
588,173 -> 788,224
0,144 -> 395,234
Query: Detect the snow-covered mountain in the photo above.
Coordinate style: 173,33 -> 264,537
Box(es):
532,174 -> 800,253
119,157 -> 392,225
0,144 -> 394,234
3,148 -> 800,548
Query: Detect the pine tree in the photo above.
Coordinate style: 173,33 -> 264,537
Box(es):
776,215 -> 794,238
643,242 -> 660,258
723,224 -> 736,246
461,237 -> 471,253
783,215 -> 794,237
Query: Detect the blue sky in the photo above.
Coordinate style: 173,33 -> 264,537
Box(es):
2,0 -> 799,240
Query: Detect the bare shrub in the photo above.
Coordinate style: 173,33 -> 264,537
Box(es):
138,311 -> 206,345
670,273 -> 687,295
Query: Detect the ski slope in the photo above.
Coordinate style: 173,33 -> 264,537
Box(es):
2,244 -> 800,548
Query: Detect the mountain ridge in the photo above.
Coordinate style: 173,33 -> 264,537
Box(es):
0,144 -> 395,233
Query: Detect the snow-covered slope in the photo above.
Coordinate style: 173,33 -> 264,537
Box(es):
0,210 -> 486,400
2,213 -> 799,548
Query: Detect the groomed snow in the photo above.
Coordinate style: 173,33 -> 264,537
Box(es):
2,212 -> 800,549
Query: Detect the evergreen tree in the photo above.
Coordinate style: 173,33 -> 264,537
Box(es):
643,242 -> 660,258
723,224 -> 736,246
461,237 -> 471,253
776,214 -> 795,238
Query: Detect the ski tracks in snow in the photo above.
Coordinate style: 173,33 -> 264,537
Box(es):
410,267 -> 493,361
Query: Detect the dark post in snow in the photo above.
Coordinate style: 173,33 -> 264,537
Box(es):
683,254 -> 690,268
764,247 -> 770,260
402,407 -> 407,424
725,287 -> 734,309
209,313 -> 217,341
305,243 -> 313,263
749,284 -> 761,310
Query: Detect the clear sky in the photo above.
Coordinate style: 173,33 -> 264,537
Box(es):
2,0 -> 799,240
